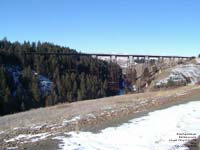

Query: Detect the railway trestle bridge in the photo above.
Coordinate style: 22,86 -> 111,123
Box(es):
25,52 -> 194,92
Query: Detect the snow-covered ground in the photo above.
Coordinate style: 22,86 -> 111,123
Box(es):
54,101 -> 200,150
4,132 -> 50,143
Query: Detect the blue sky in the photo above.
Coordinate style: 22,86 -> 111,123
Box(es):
0,0 -> 200,56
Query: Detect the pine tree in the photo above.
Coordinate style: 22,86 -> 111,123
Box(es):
21,66 -> 32,89
103,79 -> 108,91
21,101 -> 25,111
80,73 -> 86,100
31,75 -> 41,105
67,92 -> 72,102
45,94 -> 53,106
77,90 -> 82,101
0,66 -> 6,94
72,81 -> 77,100
4,87 -> 11,113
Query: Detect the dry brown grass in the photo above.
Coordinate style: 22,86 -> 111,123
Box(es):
0,85 -> 199,132
1,85 -> 200,149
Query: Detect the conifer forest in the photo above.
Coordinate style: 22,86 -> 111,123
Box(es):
0,38 -> 122,116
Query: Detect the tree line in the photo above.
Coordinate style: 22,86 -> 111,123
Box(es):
0,37 -> 122,116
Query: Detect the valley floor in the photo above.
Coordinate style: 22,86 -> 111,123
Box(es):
1,85 -> 200,149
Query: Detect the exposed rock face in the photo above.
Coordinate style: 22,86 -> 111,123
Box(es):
173,64 -> 200,84
155,59 -> 200,88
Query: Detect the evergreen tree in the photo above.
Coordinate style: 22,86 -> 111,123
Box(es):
3,87 -> 11,113
80,73 -> 86,100
45,94 -> 54,106
77,90 -> 82,101
31,75 -> 41,105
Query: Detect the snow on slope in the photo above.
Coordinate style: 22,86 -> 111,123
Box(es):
7,65 -> 52,94
155,62 -> 200,87
54,101 -> 200,150
173,64 -> 200,84
7,65 -> 21,84
196,58 -> 200,65
4,132 -> 51,144
38,75 -> 52,93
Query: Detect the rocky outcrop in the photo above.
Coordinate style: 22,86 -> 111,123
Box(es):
154,59 -> 200,88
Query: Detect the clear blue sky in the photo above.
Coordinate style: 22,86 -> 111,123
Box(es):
1,0 -> 200,56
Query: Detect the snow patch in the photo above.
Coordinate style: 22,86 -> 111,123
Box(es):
62,116 -> 81,126
62,114 -> 97,126
101,106 -> 112,111
13,127 -> 19,130
7,146 -> 18,150
38,75 -> 53,93
155,64 -> 200,87
7,65 -> 22,89
46,123 -> 58,128
176,92 -> 186,96
4,132 -> 50,143
54,101 -> 200,150
195,58 -> 200,65
6,65 -> 53,95
31,123 -> 47,130
50,125 -> 63,130
86,114 -> 96,119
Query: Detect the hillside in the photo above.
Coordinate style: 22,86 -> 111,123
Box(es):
1,85 -> 200,149
0,38 -> 121,116
150,58 -> 200,90
0,38 -> 199,149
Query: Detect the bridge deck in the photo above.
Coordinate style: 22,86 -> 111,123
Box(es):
24,52 -> 193,59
